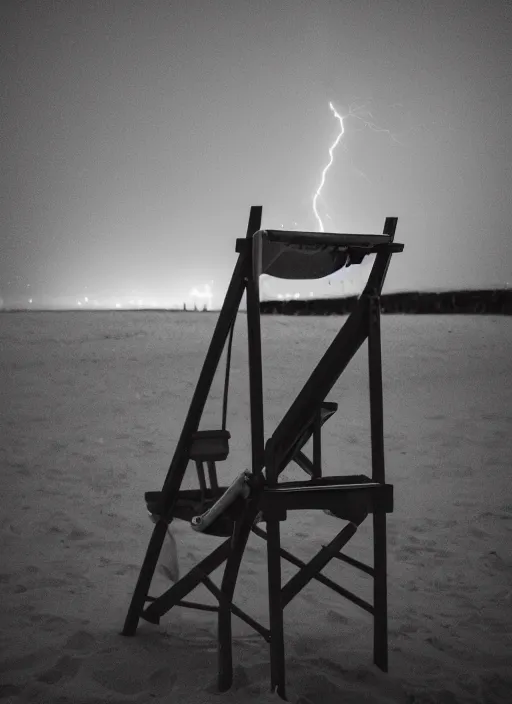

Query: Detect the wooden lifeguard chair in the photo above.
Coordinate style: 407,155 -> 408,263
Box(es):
122,206 -> 404,699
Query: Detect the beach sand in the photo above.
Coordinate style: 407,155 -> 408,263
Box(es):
1,311 -> 511,703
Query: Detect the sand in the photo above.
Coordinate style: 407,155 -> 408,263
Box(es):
1,311 -> 511,703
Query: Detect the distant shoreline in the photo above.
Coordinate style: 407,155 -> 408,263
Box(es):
2,288 -> 511,315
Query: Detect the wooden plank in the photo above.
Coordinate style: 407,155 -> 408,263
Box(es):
362,217 -> 398,297
267,518 -> 286,699
293,450 -> 315,477
217,497 -> 263,692
264,230 -> 391,247
142,538 -> 231,623
280,520 -> 361,608
373,511 -> 388,671
253,525 -> 374,614
368,295 -> 385,484
121,519 -> 168,635
246,233 -> 265,478
207,461 -> 220,494
202,577 -> 271,643
177,600 -> 218,613
329,550 -> 375,577
261,483 -> 393,516
313,411 -> 322,476
222,320 -> 235,431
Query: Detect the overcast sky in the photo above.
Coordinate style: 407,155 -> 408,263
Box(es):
2,0 -> 511,307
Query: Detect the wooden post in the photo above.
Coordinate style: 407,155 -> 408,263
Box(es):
218,499 -> 263,691
368,295 -> 385,484
245,220 -> 265,480
312,410 -> 322,477
122,519 -> 167,635
266,516 -> 286,698
368,292 -> 388,671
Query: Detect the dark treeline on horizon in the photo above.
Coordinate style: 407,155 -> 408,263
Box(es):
260,289 -> 512,316
2,289 -> 512,315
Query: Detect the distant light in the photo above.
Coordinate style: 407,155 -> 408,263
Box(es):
28,298 -> 32,304
115,303 -> 121,308
285,293 -> 292,299
294,293 -> 300,299
189,283 -> 213,311
309,292 -> 314,297
84,297 -> 89,303
77,301 -> 82,306
277,294 -> 284,300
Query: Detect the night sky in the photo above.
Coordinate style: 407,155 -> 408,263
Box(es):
2,0 -> 511,309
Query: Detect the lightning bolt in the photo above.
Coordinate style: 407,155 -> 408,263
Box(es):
312,102 -> 345,233
312,100 -> 400,232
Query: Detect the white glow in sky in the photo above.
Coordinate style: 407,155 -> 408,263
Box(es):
2,1 -> 510,308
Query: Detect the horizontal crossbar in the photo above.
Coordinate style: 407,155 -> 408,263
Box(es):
263,230 -> 390,247
177,600 -> 218,613
327,550 -> 375,577
261,480 -> 393,518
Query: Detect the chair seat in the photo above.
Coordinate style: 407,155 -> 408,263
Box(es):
261,475 -> 393,521
145,488 -> 241,537
146,475 -> 392,529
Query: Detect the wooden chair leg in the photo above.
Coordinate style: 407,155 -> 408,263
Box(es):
217,506 -> 258,691
267,518 -> 286,699
195,461 -> 208,502
122,519 -> 167,636
207,460 -> 219,494
373,511 -> 388,671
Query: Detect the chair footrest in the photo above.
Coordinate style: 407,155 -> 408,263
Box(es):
189,430 -> 231,461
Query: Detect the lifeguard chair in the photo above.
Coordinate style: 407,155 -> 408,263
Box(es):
122,206 -> 404,699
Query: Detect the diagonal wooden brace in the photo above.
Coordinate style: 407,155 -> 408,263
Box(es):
143,538 -> 231,623
280,513 -> 367,609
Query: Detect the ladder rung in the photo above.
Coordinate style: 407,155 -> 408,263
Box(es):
177,600 -> 219,613
326,549 -> 375,576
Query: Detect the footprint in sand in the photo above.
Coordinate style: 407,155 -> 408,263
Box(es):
68,527 -> 95,541
424,635 -> 457,654
0,650 -> 47,674
37,655 -> 82,684
91,663 -> 173,696
147,667 -> 178,696
29,613 -> 68,633
36,654 -> 83,685
64,630 -> 96,652
204,665 -> 249,694
0,683 -> 24,698
295,671 -> 349,704
326,609 -> 350,624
